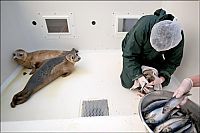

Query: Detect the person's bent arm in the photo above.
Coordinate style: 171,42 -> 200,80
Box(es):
120,29 -> 147,88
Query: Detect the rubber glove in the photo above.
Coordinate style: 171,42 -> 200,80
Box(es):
138,76 -> 149,87
173,78 -> 193,106
136,76 -> 154,97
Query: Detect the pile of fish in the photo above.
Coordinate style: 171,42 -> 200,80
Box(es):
142,93 -> 198,133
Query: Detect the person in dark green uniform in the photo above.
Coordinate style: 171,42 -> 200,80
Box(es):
120,9 -> 184,89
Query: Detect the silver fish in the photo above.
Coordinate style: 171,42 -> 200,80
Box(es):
145,106 -> 161,120
142,99 -> 168,114
154,116 -> 186,133
174,123 -> 192,133
183,123 -> 198,133
168,108 -> 180,119
161,118 -> 189,132
145,107 -> 170,125
162,93 -> 191,114
176,112 -> 185,117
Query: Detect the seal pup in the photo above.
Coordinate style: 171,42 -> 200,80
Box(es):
12,48 -> 78,74
10,48 -> 80,108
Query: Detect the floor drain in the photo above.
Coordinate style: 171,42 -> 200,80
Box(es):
81,99 -> 109,117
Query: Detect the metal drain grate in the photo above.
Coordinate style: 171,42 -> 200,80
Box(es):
81,99 -> 109,117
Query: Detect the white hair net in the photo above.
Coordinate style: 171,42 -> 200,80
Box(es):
150,19 -> 182,51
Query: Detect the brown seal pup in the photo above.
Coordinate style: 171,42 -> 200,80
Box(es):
12,49 -> 76,74
10,48 -> 80,108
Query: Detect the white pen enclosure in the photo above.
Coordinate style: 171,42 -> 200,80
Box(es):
1,1 -> 199,132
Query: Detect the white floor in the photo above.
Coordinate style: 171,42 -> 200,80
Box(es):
1,49 -> 198,131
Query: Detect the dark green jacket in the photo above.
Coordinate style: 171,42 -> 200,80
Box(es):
120,9 -> 184,89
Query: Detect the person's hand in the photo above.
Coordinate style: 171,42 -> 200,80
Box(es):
148,76 -> 165,86
137,76 -> 153,96
173,78 -> 193,106
138,76 -> 149,87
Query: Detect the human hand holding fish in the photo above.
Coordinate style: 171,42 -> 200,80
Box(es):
141,91 -> 196,133
173,78 -> 193,107
163,92 -> 191,113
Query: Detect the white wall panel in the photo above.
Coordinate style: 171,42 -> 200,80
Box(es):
1,2 -> 30,84
161,1 -> 199,81
1,1 -> 199,85
1,1 -> 162,84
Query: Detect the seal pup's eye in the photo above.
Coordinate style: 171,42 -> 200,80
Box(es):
13,53 -> 16,56
19,53 -> 23,56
